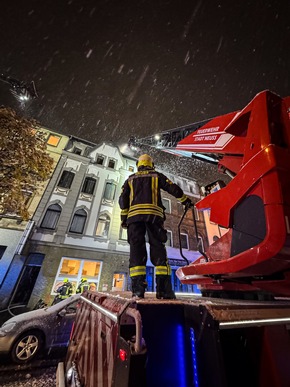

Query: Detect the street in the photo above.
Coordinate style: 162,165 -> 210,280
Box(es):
0,349 -> 66,387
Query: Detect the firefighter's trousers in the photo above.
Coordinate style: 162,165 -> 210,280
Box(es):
127,221 -> 171,277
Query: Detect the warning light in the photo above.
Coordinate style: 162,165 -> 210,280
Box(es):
119,349 -> 127,361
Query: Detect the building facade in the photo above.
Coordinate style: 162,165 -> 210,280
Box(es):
1,134 -> 208,309
0,128 -> 69,309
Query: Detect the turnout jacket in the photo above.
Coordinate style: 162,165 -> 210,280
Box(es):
119,167 -> 189,225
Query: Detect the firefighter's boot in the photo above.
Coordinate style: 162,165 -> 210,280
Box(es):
131,275 -> 147,298
156,275 -> 176,299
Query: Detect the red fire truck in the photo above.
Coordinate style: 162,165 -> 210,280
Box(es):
57,90 -> 290,387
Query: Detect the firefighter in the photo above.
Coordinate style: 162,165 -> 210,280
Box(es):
89,282 -> 97,291
119,154 -> 193,299
53,278 -> 73,304
76,277 -> 90,294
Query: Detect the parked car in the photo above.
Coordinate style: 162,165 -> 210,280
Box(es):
0,294 -> 80,364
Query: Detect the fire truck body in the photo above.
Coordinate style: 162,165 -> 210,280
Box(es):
59,291 -> 290,387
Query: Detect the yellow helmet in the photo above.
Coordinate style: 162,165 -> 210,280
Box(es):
63,278 -> 69,283
137,154 -> 154,168
81,278 -> 88,282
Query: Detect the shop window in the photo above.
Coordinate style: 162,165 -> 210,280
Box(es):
47,134 -> 61,147
103,182 -> 116,201
81,177 -> 96,195
69,209 -> 87,234
180,232 -> 189,249
40,203 -> 62,229
162,198 -> 171,213
166,230 -> 172,247
52,257 -> 102,294
108,159 -> 115,169
57,171 -> 75,189
96,213 -> 110,237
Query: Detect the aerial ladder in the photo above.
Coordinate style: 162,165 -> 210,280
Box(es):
130,90 -> 290,299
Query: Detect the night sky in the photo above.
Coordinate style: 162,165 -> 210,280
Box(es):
1,0 -> 289,183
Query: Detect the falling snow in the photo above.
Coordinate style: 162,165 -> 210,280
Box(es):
0,0 -> 289,183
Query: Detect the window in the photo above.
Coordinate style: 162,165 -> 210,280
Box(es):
198,234 -> 204,251
0,246 -> 7,260
47,134 -> 61,147
112,273 -> 126,291
69,209 -> 87,234
52,257 -> 102,294
103,182 -> 116,201
162,198 -> 171,213
194,206 -> 199,221
73,147 -> 82,155
96,155 -> 104,165
108,159 -> 115,169
40,203 -> 61,229
119,225 -> 127,240
177,202 -> 184,215
96,213 -> 110,237
57,171 -> 75,189
180,233 -> 189,249
81,177 -> 96,195
166,230 -> 172,247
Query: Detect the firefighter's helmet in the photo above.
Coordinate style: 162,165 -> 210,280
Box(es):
63,278 -> 69,283
81,277 -> 88,282
137,154 -> 154,168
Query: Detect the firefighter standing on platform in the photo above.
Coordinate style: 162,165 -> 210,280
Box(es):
53,278 -> 73,304
76,278 -> 90,294
119,154 -> 193,299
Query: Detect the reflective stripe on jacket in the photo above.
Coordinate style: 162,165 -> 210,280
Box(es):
119,168 -> 188,224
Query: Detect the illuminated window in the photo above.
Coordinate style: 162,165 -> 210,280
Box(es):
57,171 -> 75,188
40,203 -> 61,229
69,209 -> 87,234
52,257 -> 102,294
81,177 -> 96,195
112,273 -> 126,291
96,213 -> 110,237
47,134 -> 61,146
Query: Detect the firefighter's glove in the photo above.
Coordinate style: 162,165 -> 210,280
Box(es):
183,198 -> 194,208
121,220 -> 128,229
